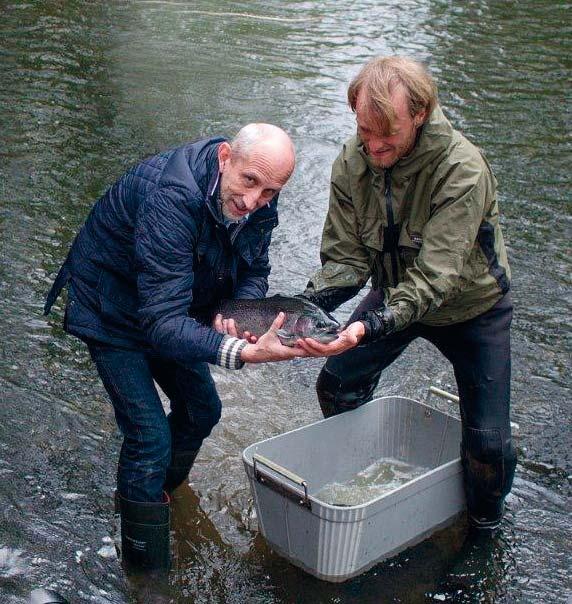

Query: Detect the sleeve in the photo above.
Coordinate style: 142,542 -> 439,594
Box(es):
303,152 -> 371,309
135,188 -> 247,369
385,161 -> 491,331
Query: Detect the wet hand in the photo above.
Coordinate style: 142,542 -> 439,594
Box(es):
296,321 -> 365,357
213,314 -> 257,343
240,312 -> 308,363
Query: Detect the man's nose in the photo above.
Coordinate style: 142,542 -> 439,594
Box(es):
243,189 -> 263,210
368,133 -> 387,150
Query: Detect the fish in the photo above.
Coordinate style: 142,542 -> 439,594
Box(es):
208,295 -> 341,345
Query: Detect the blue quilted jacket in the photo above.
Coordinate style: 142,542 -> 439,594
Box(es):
44,137 -> 279,368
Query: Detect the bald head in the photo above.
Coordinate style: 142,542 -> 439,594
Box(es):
217,123 -> 296,221
230,123 -> 296,182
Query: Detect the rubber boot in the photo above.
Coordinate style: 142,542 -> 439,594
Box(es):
467,498 -> 505,531
461,430 -> 516,531
119,493 -> 170,572
164,449 -> 199,493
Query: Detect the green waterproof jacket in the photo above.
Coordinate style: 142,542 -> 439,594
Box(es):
305,106 -> 510,331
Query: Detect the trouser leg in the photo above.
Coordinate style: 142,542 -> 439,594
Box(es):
87,343 -> 171,570
316,289 -> 417,417
88,343 -> 171,502
150,359 -> 222,493
424,294 -> 516,527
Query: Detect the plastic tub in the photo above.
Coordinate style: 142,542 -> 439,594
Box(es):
242,392 -> 465,582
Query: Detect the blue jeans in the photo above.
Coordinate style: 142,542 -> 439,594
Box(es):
88,343 -> 222,503
316,291 -> 516,518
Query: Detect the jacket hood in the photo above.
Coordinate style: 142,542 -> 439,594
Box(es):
358,105 -> 455,179
159,137 -> 223,198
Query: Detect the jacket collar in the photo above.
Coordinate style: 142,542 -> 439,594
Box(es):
205,148 -> 235,228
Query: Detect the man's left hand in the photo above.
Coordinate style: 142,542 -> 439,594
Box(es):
296,321 -> 366,357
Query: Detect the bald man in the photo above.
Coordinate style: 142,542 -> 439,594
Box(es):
44,124 -> 303,571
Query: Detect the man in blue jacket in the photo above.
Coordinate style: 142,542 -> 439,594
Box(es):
44,123 -> 305,572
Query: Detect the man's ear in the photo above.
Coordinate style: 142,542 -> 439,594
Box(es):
217,142 -> 232,171
414,109 -> 428,128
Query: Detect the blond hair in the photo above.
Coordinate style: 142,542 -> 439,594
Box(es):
348,56 -> 438,135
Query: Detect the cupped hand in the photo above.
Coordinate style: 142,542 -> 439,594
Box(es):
296,321 -> 365,357
240,312 -> 308,363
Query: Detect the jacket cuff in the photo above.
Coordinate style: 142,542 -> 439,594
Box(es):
358,306 -> 396,344
217,336 -> 248,369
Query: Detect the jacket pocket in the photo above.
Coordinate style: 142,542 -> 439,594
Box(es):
398,220 -> 423,268
358,220 -> 384,282
97,272 -> 139,327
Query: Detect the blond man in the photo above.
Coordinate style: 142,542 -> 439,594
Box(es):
298,56 -> 516,531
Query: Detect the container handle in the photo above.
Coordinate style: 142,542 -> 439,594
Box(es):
252,454 -> 311,510
428,386 -> 459,403
428,386 -> 520,435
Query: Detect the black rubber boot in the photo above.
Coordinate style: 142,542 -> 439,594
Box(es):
461,429 -> 517,531
119,493 -> 170,571
164,449 -> 199,493
468,498 -> 505,531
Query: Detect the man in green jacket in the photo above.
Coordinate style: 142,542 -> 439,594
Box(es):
298,56 -> 516,530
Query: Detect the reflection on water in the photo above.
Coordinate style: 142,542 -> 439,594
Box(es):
0,0 -> 570,602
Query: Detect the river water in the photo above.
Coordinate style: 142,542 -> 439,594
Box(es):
0,1 -> 570,602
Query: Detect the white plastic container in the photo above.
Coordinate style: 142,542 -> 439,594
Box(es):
242,393 -> 465,582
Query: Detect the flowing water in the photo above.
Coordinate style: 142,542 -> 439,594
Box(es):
0,0 -> 570,602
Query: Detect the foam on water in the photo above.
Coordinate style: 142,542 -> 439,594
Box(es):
314,457 -> 430,506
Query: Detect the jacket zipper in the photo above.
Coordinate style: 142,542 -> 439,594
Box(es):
384,169 -> 399,286
230,221 -> 246,245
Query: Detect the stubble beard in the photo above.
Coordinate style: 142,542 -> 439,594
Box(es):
220,193 -> 245,222
368,127 -> 418,169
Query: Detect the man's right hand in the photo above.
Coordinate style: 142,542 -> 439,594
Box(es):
240,312 -> 309,363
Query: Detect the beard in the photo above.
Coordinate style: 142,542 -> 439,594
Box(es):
368,151 -> 399,169
220,194 -> 247,222
366,126 -> 419,169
